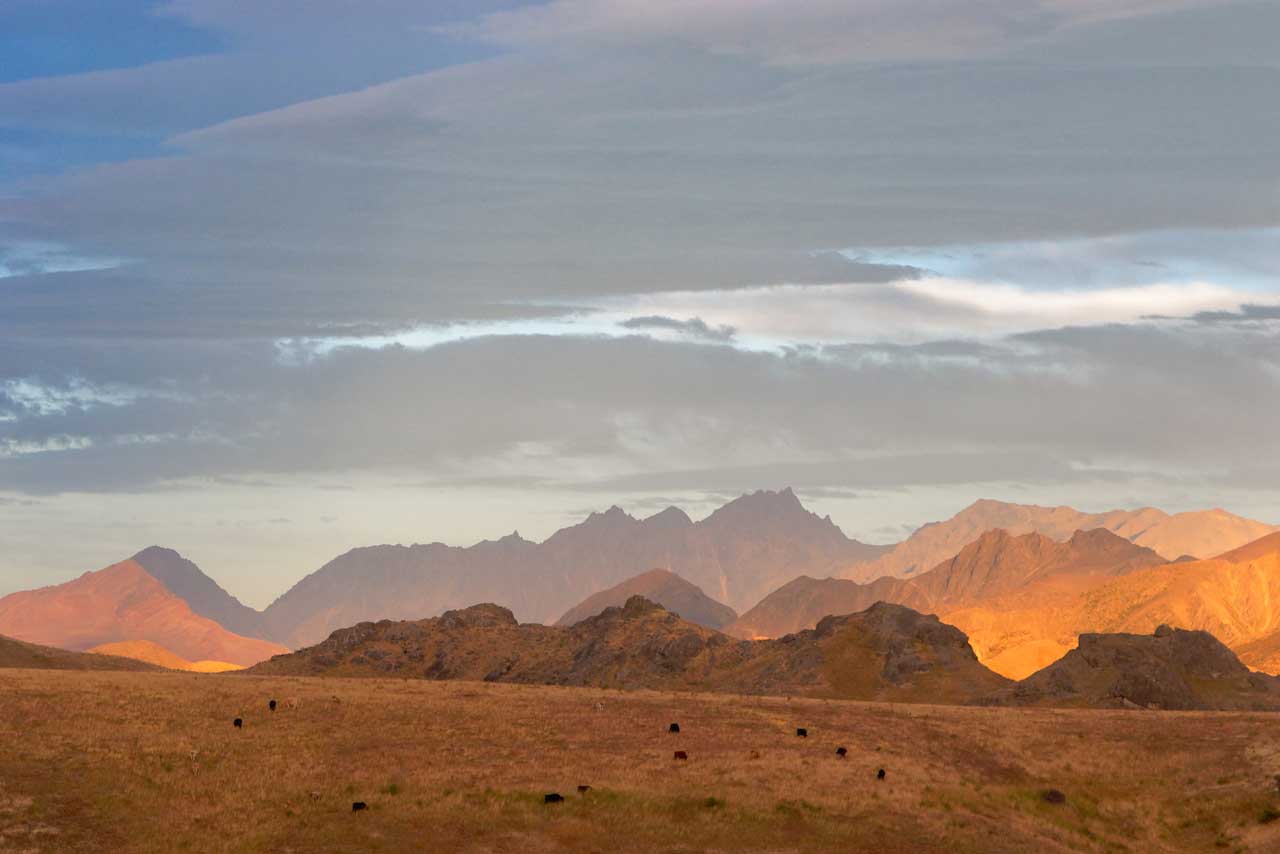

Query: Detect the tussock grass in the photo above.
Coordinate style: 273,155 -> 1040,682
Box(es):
2,669 -> 1280,852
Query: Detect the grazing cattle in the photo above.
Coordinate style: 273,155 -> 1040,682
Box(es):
835,747 -> 847,758
673,751 -> 688,761
233,718 -> 243,729
669,723 -> 680,734
352,802 -> 368,812
796,728 -> 807,738
577,785 -> 592,794
310,791 -> 322,801
268,699 -> 277,712
286,697 -> 301,710
544,793 -> 564,804
876,768 -> 886,780
748,750 -> 761,760
1041,789 -> 1067,805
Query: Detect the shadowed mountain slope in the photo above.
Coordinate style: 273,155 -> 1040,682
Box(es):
556,569 -> 737,629
263,488 -> 888,647
727,528 -> 1164,640
0,559 -> 288,667
251,597 -> 1009,704
0,633 -> 161,672
130,547 -> 271,641
842,499 -> 1274,582
991,625 -> 1280,711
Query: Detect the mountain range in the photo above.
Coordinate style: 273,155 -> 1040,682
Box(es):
0,491 -> 1274,674
727,528 -> 1167,639
841,499 -> 1275,582
259,488 -> 886,647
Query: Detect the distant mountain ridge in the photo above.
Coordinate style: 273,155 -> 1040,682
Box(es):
842,499 -> 1275,582
728,528 -> 1166,640
556,569 -> 737,629
945,529 -> 1280,678
261,488 -> 888,647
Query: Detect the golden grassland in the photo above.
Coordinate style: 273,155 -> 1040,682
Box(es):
3,669 -> 1280,852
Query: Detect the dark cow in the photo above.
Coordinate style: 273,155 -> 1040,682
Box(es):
669,723 -> 680,734
351,802 -> 368,812
544,793 -> 564,804
876,768 -> 886,780
577,785 -> 592,794
835,747 -> 847,758
1042,789 -> 1067,805
673,750 -> 688,761
796,728 -> 807,738
233,718 -> 243,729
269,699 -> 277,712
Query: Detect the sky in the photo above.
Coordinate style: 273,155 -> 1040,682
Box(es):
1,0 -> 1278,608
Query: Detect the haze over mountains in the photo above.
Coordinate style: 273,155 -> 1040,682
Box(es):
261,488 -> 885,648
842,499 -> 1276,582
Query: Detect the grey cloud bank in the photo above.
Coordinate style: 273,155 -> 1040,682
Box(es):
0,0 -> 1276,598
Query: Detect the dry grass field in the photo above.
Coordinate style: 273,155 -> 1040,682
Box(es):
3,669 -> 1280,853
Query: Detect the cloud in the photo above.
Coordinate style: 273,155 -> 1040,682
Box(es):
458,0 -> 1217,65
618,315 -> 736,342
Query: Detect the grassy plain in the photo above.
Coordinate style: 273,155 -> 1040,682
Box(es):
3,668 -> 1280,852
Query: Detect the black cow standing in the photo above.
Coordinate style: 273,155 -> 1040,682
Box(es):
877,768 -> 886,781
269,699 -> 277,712
233,718 -> 243,729
796,728 -> 807,738
835,747 -> 847,758
669,723 -> 680,734
673,751 -> 688,761
352,802 -> 368,812
544,793 -> 564,804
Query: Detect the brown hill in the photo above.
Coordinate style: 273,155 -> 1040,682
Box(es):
87,640 -> 243,672
262,488 -> 889,648
0,559 -> 288,667
990,625 -> 1280,711
555,569 -> 737,629
0,633 -> 160,672
250,597 -> 1009,703
948,529 -> 1280,679
727,528 -> 1163,640
843,499 -> 1274,582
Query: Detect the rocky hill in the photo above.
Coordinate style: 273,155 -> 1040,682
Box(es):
842,499 -> 1273,582
0,633 -> 161,672
991,625 -> 1280,710
556,569 -> 737,629
251,597 -> 1008,703
262,488 -> 889,647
